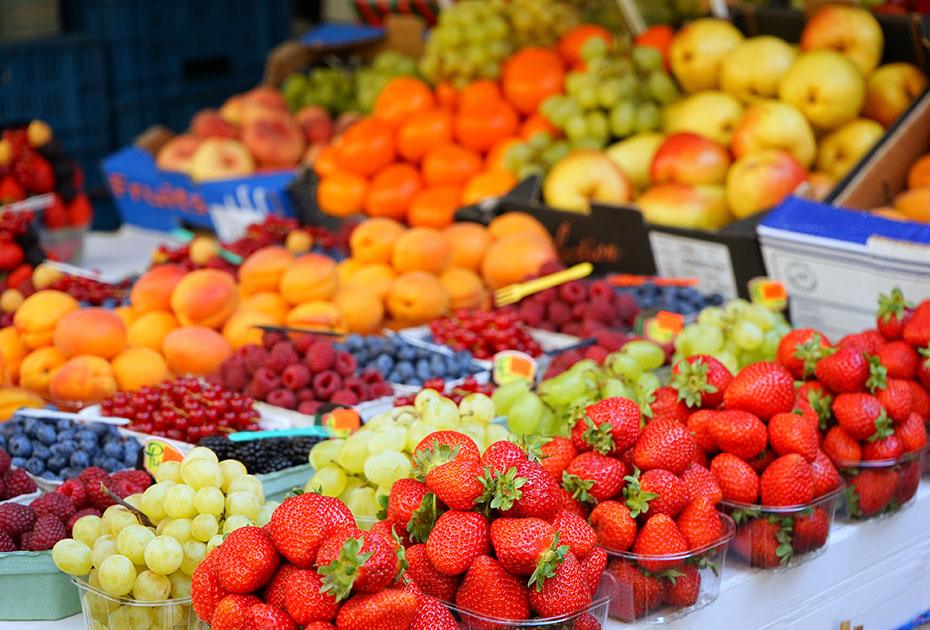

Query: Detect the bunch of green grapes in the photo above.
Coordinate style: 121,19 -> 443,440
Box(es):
540,40 -> 680,148
52,447 -> 277,622
508,0 -> 581,49
673,299 -> 792,374
502,132 -> 571,180
568,0 -> 700,28
306,391 -> 505,524
419,0 -> 513,87
281,65 -> 357,114
355,50 -> 420,113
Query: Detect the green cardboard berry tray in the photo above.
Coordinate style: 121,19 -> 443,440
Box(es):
0,550 -> 81,620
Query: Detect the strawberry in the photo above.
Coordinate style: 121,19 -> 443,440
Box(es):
845,468 -> 899,517
709,453 -> 759,504
66,194 -> 93,227
793,381 -> 833,431
490,517 -> 566,586
13,153 -> 54,193
838,330 -> 886,355
215,526 -> 280,594
662,563 -> 701,607
632,468 -> 689,518
680,463 -> 723,505
731,517 -> 786,568
455,556 -> 530,624
413,431 -> 480,480
580,547 -> 607,595
191,550 -> 228,625
245,603 -> 298,630
895,458 -> 921,505
645,386 -> 690,423
810,450 -> 842,497
410,596 -> 458,630
897,412 -> 928,453
919,351 -> 930,392
833,392 -> 893,441
426,458 -> 484,511
708,410 -> 768,460
573,396 -> 641,456
909,380 -> 930,419
687,410 -> 718,454
573,613 -> 603,630
563,452 -> 627,504
776,328 -> 831,380
0,175 -> 24,204
335,589 -> 418,630
632,513 -> 688,573
748,448 -> 780,475
822,426 -> 863,464
675,496 -> 723,550
268,493 -> 354,569
633,418 -> 696,475
405,544 -> 461,602
760,454 -> 814,506
479,440 -> 527,476
863,433 -> 904,461
902,300 -> 930,347
877,287 -> 914,340
537,436 -> 577,480
723,361 -> 795,420
589,500 -> 637,552
528,551 -> 593,617
550,509 -> 597,560
558,487 -> 589,519
491,461 -> 562,521
670,355 -> 732,409
316,527 -> 401,597
877,340 -> 919,380
815,348 -> 870,394
767,412 -> 819,462
212,594 -> 262,630
606,559 -> 666,621
426,510 -> 491,576
284,569 -> 339,625
262,563 -> 297,611
0,239 -> 23,271
792,506 -> 829,554
876,378 -> 913,424
384,478 -> 434,544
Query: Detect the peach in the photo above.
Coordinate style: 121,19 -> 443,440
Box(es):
170,269 -> 239,329
387,271 -> 450,326
481,234 -> 557,291
242,86 -> 288,113
0,354 -> 9,387
131,264 -> 187,314
487,212 -> 552,243
48,355 -> 117,404
238,246 -> 294,296
440,267 -> 488,311
285,302 -> 348,333
162,326 -> 232,376
726,149 -> 807,219
19,347 -> 67,394
112,347 -> 170,392
350,218 -> 406,264
442,222 -> 491,272
114,306 -> 136,329
14,290 -> 80,350
346,263 -> 396,300
53,308 -> 127,359
337,258 -> 365,285
650,132 -> 731,186
241,110 -> 305,168
0,326 -> 26,383
189,138 -> 256,182
222,309 -> 278,349
806,171 -> 837,201
894,188 -> 930,222
127,311 -> 179,351
219,94 -> 245,126
391,228 -> 453,274
334,285 -> 385,334
295,105 -> 333,145
191,109 -> 239,139
279,254 -> 338,305
156,135 -> 203,174
238,292 -> 290,325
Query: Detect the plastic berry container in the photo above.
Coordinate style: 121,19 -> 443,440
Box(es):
602,512 -> 735,623
442,571 -> 616,629
71,576 -> 196,629
0,551 -> 81,620
720,484 -> 843,571
832,445 -> 927,521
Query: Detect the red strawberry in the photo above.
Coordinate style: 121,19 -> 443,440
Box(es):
670,355 -> 732,409
760,454 -> 814,506
723,361 -> 795,420
43,192 -> 69,229
902,300 -> 930,347
767,412 -> 819,462
0,239 -> 24,271
563,452 -> 627,504
284,569 -> 339,625
680,463 -> 723,505
490,517 -> 566,586
675,496 -> 723,550
876,378 -> 913,424
216,526 -> 280,593
895,458 -> 921,505
410,596 -> 458,630
14,153 -> 54,193
816,348 -> 870,394
877,288 -> 914,340
455,556 -> 530,624
710,453 -> 759,504
528,551 -> 593,617
494,461 -> 562,521
405,543 -> 461,602
897,412 -> 929,453
838,330 -> 886,355
708,410 -> 768,460
316,527 -> 401,597
687,410 -> 718,454
191,550 -> 228,625
833,393 -> 893,441
863,433 -> 904,461
67,194 -> 93,227
747,448 -> 779,475
426,510 -> 490,576
385,478 -> 433,544
909,380 -> 930,419
662,563 -> 701,607
823,426 -> 863,464
426,458 -> 484,512
645,386 -> 691,423
632,468 -> 689,518
537,436 -> 577,480
792,506 -> 829,553
558,487 -> 589,519
606,559 -> 666,621
573,396 -> 641,456
262,563 -> 297,611
335,589 -> 418,630
845,468 -> 899,517
580,547 -> 608,595
413,431 -> 480,480
794,381 -> 833,431
268,493 -> 354,568
212,594 -> 261,630
918,354 -> 930,396
589,500 -> 637,552
633,418 -> 696,475
550,509 -> 597,560
777,328 -> 831,379
877,340 -> 919,380
810,450 -> 842,497
245,603 -> 298,630
731,517 -> 786,568
479,440 -> 527,476
0,175 -> 24,204
632,513 -> 688,573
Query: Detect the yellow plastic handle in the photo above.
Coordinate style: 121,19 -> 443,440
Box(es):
517,262 -> 594,295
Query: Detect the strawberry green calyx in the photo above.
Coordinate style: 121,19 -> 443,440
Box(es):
639,389 -> 656,419
769,515 -> 793,565
407,492 -> 441,544
865,354 -> 888,394
561,471 -> 596,506
528,532 -> 570,592
792,334 -> 829,379
844,484 -> 862,518
582,416 -> 616,455
478,467 -> 527,511
391,529 -> 409,579
318,536 -> 373,602
877,287 -> 912,321
920,345 -> 930,368
687,555 -> 720,577
728,508 -> 761,525
622,467 -> 659,518
866,409 -> 894,443
513,434 -> 545,463
412,440 -> 462,481
376,494 -> 390,522
807,389 -> 833,431
671,360 -> 717,409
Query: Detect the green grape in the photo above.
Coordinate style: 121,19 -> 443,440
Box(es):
164,485 -> 197,520
586,110 -> 610,142
363,450 -> 412,487
345,487 -> 379,520
492,380 -> 531,416
191,514 -> 219,543
539,370 -> 586,408
338,432 -> 372,475
72,515 -> 104,549
507,392 -> 544,435
734,320 -> 764,350
228,475 -> 264,503
307,466 -> 347,497
184,447 -> 219,464
542,140 -> 571,167
219,459 -> 247,492
222,515 -> 253,534
457,422 -> 487,452
180,458 -> 223,490
517,163 -> 545,180
486,422 -> 511,445
634,102 -> 661,133
580,36 -> 609,61
597,79 -> 623,109
421,397 -> 460,430
117,524 -> 155,565
572,137 -> 603,150
715,352 -> 741,375
144,536 -> 183,576
636,371 -> 662,399
761,329 -> 781,357
697,306 -> 725,328
103,505 -> 141,536
169,571 -> 192,599
621,340 -> 666,370
565,116 -> 589,142
180,540 -> 206,577
599,377 -> 632,400
459,393 -> 496,424
193,486 -> 224,518
647,71 -> 680,105
565,72 -> 587,97
632,46 -> 665,73
604,352 -> 643,381
406,420 -> 438,453
369,425 -> 408,454
503,142 -> 533,171
155,461 -> 181,484
527,132 -> 552,151
310,439 -> 345,470
52,539 -> 93,576
609,102 -> 636,138
744,304 -> 776,331
91,535 -> 118,568
206,535 -> 224,554
724,298 -> 751,320
133,570 -> 171,601
225,491 -> 260,521
98,555 -> 136,597
689,325 -> 726,354
577,86 -> 599,110
281,74 -> 309,112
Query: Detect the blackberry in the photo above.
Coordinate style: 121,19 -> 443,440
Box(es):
289,436 -> 322,466
198,434 -> 235,461
233,441 -> 264,473
266,457 -> 292,473
23,246 -> 45,268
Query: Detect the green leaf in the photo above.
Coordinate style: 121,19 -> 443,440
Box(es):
582,415 -> 617,456
376,493 -> 391,522
622,466 -> 658,518
407,493 -> 442,544
865,354 -> 888,394
479,466 -> 527,511
867,410 -> 895,442
318,536 -> 373,602
528,532 -> 569,592
562,471 -> 596,506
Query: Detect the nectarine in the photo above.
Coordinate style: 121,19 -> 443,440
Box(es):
170,269 -> 239,329
334,285 -> 385,334
350,218 -> 406,264
443,222 -> 491,272
222,309 -> 278,349
238,246 -> 294,296
127,311 -> 179,352
48,355 -> 117,404
346,263 -> 396,300
285,302 -> 348,333
481,234 -> 556,291
440,267 -> 488,311
131,264 -> 187,314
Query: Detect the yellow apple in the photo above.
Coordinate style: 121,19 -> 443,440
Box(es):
863,63 -> 928,127
804,171 -> 837,201
650,132 -> 731,186
668,19 -> 745,94
661,91 -> 744,146
605,132 -> 666,191
800,4 -> 883,75
543,149 -> 633,213
778,50 -> 865,130
638,183 -> 732,230
719,36 -> 798,104
726,149 -> 807,219
816,118 -> 885,181
731,100 -> 817,168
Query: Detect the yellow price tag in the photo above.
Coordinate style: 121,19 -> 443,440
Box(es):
142,438 -> 184,477
493,350 -> 537,385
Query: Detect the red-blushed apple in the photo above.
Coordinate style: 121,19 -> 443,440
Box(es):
650,132 -> 731,186
778,50 -> 865,130
863,63 -> 928,127
719,36 -> 798,104
800,4 -> 883,75
191,109 -> 239,139
155,134 -> 203,174
816,118 -> 884,180
637,183 -> 733,230
605,132 -> 666,191
731,100 -> 817,168
543,149 -> 633,213
219,94 -> 245,126
668,19 -> 744,94
725,149 -> 807,219
189,138 -> 256,182
295,105 -> 333,145
661,91 -> 744,146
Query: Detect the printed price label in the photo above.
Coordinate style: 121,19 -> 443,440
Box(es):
748,277 -> 788,310
644,310 -> 684,344
322,408 -> 361,437
142,438 -> 185,477
493,350 -> 537,385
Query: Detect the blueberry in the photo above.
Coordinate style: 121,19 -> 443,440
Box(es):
88,422 -> 109,436
35,425 -> 56,446
415,359 -> 432,382
386,370 -> 401,383
368,338 -> 386,354
407,378 -> 422,387
708,293 -> 724,306
22,417 -> 38,438
59,440 -> 78,457
454,350 -> 472,363
354,349 -> 370,365
56,419 -> 74,432
8,435 -> 32,458
103,441 -> 123,459
46,455 -> 67,473
92,453 -> 108,468
384,338 -> 400,354
57,429 -> 75,443
374,354 -> 394,374
415,348 -> 431,361
40,471 -> 57,480
444,356 -> 461,377
346,334 -> 364,350
59,467 -> 79,480
429,356 -> 447,378
24,458 -> 45,475
332,342 -> 348,353
395,361 -> 414,380
32,443 -> 50,460
70,451 -> 91,469
124,450 -> 138,467
102,458 -> 121,473
0,435 -> 6,451
106,425 -> 120,437
397,346 -> 416,361
0,423 -> 15,437
75,429 -> 96,442
11,457 -> 25,468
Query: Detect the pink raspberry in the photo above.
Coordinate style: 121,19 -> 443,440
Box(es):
596,329 -> 629,352
518,301 -> 545,328
25,514 -> 67,551
223,360 -> 250,392
562,321 -> 583,337
331,389 -> 359,406
372,383 -> 394,398
306,341 -> 336,373
261,330 -> 287,349
0,530 -> 14,552
31,492 -> 76,522
558,280 -> 587,304
297,388 -> 316,402
266,341 -> 300,373
249,367 -> 281,401
294,334 -> 316,355
360,368 -> 384,385
297,400 -> 323,416
266,388 -> 298,410
0,503 -> 36,539
334,351 -> 357,377
2,468 -> 36,500
342,375 -> 367,400
539,260 -> 563,275
282,363 -> 312,391
66,507 -> 102,530
312,370 -> 342,401
237,345 -> 269,375
584,345 -> 609,364
0,449 -> 10,476
547,301 -> 572,327
56,479 -> 88,510
588,279 -> 614,302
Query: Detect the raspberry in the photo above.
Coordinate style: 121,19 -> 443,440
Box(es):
562,321 -> 583,337
360,368 -> 384,386
19,532 -> 32,549
534,287 -> 557,305
342,375 -> 367,401
584,345 -> 609,363
238,345 -> 269,375
266,388 -> 298,410
587,298 -> 613,324
261,330 -> 287,349
282,363 -> 312,391
31,492 -> 76,522
331,389 -> 359,406
539,260 -> 563,275
223,360 -> 250,392
596,329 -> 628,352
334,351 -> 357,377
266,341 -> 300,373
572,302 -> 587,320
306,340 -> 336,372
109,478 -> 136,500
111,470 -> 152,492
25,514 -> 68,550
558,280 -> 587,304
78,466 -> 108,488
249,367 -> 281,401
56,478 -> 89,509
615,293 -> 639,325
588,279 -> 614,302
297,400 -> 323,416
547,301 -> 572,327
2,468 -> 37,499
297,388 -> 316,402
372,383 -> 394,398
312,370 -> 341,401
66,507 -> 102,530
294,334 -> 316,355
0,530 -> 14,552
84,476 -> 115,511
0,449 -> 10,476
518,300 -> 545,328
579,319 -> 604,337
0,503 -> 36,539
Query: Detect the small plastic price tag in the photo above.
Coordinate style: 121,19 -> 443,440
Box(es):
322,408 -> 361,437
493,350 -> 537,385
644,311 -> 684,344
748,277 -> 788,310
142,438 -> 185,477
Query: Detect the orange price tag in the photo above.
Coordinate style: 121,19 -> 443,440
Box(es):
493,350 -> 537,385
142,437 -> 185,477
748,277 -> 788,310
656,311 -> 684,334
323,408 -> 360,437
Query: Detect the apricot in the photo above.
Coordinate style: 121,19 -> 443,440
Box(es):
127,311 -> 179,351
391,228 -> 453,274
481,233 -> 557,290
349,218 -> 406,264
170,269 -> 239,329
238,246 -> 294,296
334,286 -> 385,334
440,267 -> 488,311
346,263 -> 396,300
53,308 -> 127,359
387,271 -> 450,326
48,355 -> 117,404
285,302 -> 348,334
113,306 -> 136,329
13,290 -> 80,350
487,212 -> 552,244
893,187 -> 930,222
337,258 -> 365,285
279,254 -> 338,305
131,265 -> 187,314
0,326 -> 27,382
112,347 -> 170,392
0,354 -> 9,387
238,292 -> 289,325
442,222 -> 491,272
19,347 -> 66,394
222,309 -> 278,349
0,387 -> 44,421
162,326 -> 232,376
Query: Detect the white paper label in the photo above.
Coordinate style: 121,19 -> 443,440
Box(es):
207,184 -> 272,242
648,231 -> 739,300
